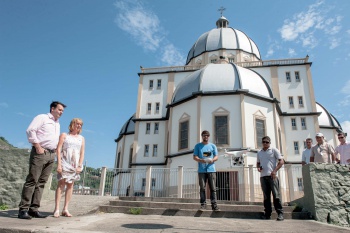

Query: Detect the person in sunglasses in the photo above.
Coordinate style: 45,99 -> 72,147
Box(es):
334,132 -> 350,165
257,136 -> 284,221
193,130 -> 219,212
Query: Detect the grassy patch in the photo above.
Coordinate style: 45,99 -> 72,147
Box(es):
0,204 -> 8,210
129,207 -> 142,215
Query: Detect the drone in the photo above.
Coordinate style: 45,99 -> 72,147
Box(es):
220,149 -> 249,167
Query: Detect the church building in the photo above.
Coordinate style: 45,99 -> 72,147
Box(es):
114,14 -> 342,172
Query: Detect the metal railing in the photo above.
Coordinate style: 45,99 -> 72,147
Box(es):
51,164 -> 304,202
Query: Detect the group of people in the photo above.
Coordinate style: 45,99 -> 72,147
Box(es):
18,101 -> 85,220
302,132 -> 350,165
193,130 -> 349,222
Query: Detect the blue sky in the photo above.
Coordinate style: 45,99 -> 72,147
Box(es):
1,0 -> 350,168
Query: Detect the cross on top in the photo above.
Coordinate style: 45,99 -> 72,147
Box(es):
218,6 -> 226,16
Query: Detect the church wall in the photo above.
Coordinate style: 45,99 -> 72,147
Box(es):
277,65 -> 311,113
168,99 -> 198,155
250,67 -> 272,88
134,121 -> 167,164
169,153 -> 196,169
200,95 -> 242,148
243,97 -> 276,150
282,116 -> 317,162
139,73 -> 168,119
119,134 -> 134,168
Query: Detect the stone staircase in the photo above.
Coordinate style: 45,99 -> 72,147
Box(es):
99,197 -> 310,219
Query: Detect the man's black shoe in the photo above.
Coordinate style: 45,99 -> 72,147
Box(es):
212,205 -> 220,212
198,205 -> 206,211
28,210 -> 47,218
18,210 -> 32,220
277,213 -> 284,221
261,214 -> 271,220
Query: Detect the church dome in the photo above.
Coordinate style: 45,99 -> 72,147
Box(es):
316,102 -> 342,129
115,114 -> 135,142
186,16 -> 261,65
172,63 -> 272,104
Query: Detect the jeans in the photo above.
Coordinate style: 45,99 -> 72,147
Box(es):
198,172 -> 217,207
260,176 -> 283,216
19,148 -> 55,211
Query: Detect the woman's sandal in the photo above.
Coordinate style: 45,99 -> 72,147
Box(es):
53,210 -> 60,218
61,210 -> 72,217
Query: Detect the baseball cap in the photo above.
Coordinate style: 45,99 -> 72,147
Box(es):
315,133 -> 324,137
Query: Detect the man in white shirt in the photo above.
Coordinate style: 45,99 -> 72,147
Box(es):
302,138 -> 313,165
334,132 -> 350,165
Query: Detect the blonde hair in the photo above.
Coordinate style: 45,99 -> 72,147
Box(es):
68,118 -> 83,134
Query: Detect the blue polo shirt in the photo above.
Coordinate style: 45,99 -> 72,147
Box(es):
194,142 -> 218,173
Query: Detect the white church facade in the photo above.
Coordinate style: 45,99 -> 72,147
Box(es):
113,15 -> 342,198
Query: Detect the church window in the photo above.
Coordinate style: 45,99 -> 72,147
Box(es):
128,147 -> 133,168
179,121 -> 189,150
149,80 -> 153,90
154,122 -> 159,134
215,116 -> 228,145
303,141 -> 307,149
298,96 -> 304,107
301,118 -> 307,130
291,118 -> 297,130
228,57 -> 234,63
255,119 -> 265,148
153,144 -> 158,157
147,103 -> 151,114
288,96 -> 294,108
155,102 -> 160,114
294,141 -> 299,154
144,144 -> 149,157
146,123 -> 150,134
297,177 -> 303,191
295,71 -> 300,82
211,59 -> 217,63
116,152 -> 121,168
142,178 -> 156,190
157,79 -> 161,89
286,72 -> 291,82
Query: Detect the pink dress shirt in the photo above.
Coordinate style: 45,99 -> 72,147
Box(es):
26,113 -> 60,150
335,141 -> 350,165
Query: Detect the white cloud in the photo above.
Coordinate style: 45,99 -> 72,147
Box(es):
279,0 -> 343,49
161,44 -> 185,66
114,0 -> 185,65
0,102 -> 8,108
338,95 -> 350,107
17,112 -> 31,117
288,48 -> 296,56
340,121 -> 350,134
265,48 -> 274,58
341,80 -> 350,94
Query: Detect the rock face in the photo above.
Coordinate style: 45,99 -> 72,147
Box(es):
0,138 -> 30,208
302,163 -> 350,227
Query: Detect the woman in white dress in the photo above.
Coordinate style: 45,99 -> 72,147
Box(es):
53,118 -> 85,217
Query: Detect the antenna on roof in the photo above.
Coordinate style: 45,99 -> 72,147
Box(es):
218,6 -> 226,17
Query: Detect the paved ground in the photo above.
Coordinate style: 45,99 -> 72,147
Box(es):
0,195 -> 349,233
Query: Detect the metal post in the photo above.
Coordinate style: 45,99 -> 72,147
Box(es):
99,167 -> 107,196
177,166 -> 184,198
145,166 -> 152,197
82,160 -> 87,195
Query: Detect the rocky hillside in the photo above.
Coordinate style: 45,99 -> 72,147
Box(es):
0,137 -> 31,208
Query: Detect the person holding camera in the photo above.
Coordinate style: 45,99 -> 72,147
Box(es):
193,130 -> 219,212
257,136 -> 284,221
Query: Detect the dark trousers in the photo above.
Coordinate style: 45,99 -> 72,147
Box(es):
19,148 -> 55,211
260,176 -> 283,216
198,172 -> 217,207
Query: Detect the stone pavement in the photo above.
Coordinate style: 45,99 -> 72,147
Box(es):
0,195 -> 349,233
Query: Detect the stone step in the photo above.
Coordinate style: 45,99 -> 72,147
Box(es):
99,205 -> 309,219
108,200 -> 296,212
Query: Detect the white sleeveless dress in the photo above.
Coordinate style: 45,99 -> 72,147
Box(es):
58,134 -> 83,183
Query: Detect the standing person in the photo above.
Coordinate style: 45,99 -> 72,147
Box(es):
53,118 -> 85,218
193,130 -> 220,212
302,138 -> 313,165
310,133 -> 336,163
18,101 -> 66,220
334,132 -> 350,165
257,136 -> 284,221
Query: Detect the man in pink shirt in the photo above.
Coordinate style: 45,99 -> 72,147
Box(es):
18,101 -> 66,220
334,132 -> 350,165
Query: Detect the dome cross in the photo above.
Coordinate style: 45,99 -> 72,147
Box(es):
218,6 -> 226,16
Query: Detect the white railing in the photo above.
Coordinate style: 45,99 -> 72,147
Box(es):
51,164 -> 304,202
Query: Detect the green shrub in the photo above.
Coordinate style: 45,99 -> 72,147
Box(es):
129,207 -> 142,215
0,204 -> 8,210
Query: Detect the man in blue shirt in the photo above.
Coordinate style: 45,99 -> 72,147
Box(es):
193,130 -> 219,211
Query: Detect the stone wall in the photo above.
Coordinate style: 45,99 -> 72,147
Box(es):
302,163 -> 350,227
